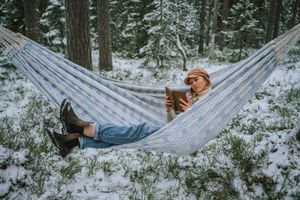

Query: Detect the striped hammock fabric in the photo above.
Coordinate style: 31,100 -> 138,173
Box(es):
0,24 -> 300,154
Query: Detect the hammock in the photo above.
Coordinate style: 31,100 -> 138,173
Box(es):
0,24 -> 300,154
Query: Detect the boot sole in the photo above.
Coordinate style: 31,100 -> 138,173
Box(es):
60,99 -> 67,120
45,128 -> 68,158
60,99 -> 69,134
297,131 -> 300,142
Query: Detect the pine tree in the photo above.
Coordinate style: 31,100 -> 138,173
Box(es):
205,0 -> 214,47
208,0 -> 219,59
109,0 -> 153,58
124,0 -> 154,58
141,0 -> 195,70
40,0 -> 66,53
0,0 -> 25,34
265,0 -> 277,43
198,0 -> 208,54
251,0 -> 267,44
113,0 -> 144,57
172,0 -> 196,70
219,0 -> 231,52
225,0 -> 263,62
109,0 -> 125,52
273,0 -> 282,39
90,0 -> 99,49
280,0 -> 299,32
141,0 -> 175,68
290,0 -> 300,28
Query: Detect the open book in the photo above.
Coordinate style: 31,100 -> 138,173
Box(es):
165,87 -> 188,113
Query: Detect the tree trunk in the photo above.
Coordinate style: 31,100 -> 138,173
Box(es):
97,0 -> 113,71
265,0 -> 277,43
273,0 -> 282,39
23,0 -> 39,41
219,0 -> 230,51
198,0 -> 208,54
65,0 -> 92,70
175,35 -> 187,71
39,0 -> 49,17
208,0 -> 219,59
159,0 -> 163,68
206,0 -> 214,47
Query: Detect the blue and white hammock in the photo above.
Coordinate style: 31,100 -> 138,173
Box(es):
0,24 -> 300,154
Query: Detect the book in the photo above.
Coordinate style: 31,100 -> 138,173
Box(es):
165,87 -> 188,113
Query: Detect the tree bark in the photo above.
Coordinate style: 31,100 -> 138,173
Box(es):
206,0 -> 214,47
208,0 -> 219,59
265,0 -> 277,43
23,0 -> 39,41
39,0 -> 49,17
159,0 -> 163,68
174,35 -> 187,71
65,0 -> 92,70
198,0 -> 208,54
97,0 -> 113,71
273,0 -> 282,39
219,0 -> 230,51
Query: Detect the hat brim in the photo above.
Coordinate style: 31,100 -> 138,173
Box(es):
184,74 -> 210,85
184,75 -> 199,85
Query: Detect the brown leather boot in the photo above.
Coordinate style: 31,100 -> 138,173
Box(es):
60,99 -> 89,135
45,128 -> 80,158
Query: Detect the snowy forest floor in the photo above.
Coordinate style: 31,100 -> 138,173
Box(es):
0,46 -> 300,200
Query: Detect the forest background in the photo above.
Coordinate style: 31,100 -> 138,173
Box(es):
1,0 -> 300,199
1,0 -> 300,71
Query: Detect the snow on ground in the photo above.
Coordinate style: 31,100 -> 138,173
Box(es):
0,47 -> 300,199
92,50 -> 229,86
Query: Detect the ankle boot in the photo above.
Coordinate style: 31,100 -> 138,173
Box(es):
60,99 -> 89,135
45,128 -> 79,158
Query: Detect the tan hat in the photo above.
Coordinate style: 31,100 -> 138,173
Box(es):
184,67 -> 210,85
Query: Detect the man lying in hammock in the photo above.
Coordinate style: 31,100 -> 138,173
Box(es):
46,67 -> 211,158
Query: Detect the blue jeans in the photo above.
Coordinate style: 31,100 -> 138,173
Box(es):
79,122 -> 161,149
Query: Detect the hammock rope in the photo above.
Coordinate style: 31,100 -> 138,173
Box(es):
0,24 -> 300,154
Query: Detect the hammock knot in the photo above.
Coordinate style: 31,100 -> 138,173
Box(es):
3,32 -> 26,56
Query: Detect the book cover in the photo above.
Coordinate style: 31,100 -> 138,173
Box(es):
165,87 -> 188,113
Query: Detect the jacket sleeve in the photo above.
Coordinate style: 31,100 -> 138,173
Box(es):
166,109 -> 177,122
